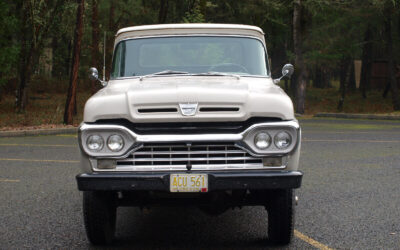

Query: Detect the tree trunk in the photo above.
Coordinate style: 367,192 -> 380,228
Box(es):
51,36 -> 58,78
73,89 -> 78,115
313,65 -> 321,88
64,0 -> 84,124
314,66 -> 331,89
63,37 -> 73,77
337,57 -> 351,111
17,48 -> 35,113
293,0 -> 307,114
348,61 -> 356,91
360,24 -> 372,99
16,0 -> 63,112
290,72 -> 297,98
91,0 -> 100,94
158,0 -> 169,23
384,7 -> 400,110
105,1 -> 115,80
109,1 -> 115,29
313,65 -> 323,88
16,2 -> 33,113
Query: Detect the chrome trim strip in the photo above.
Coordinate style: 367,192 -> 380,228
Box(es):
138,133 -> 243,142
132,150 -> 245,155
93,163 -> 286,172
118,156 -> 257,162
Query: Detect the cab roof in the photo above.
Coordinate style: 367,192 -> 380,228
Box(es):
115,23 -> 265,45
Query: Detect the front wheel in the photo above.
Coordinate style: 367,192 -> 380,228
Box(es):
83,191 -> 117,245
266,189 -> 295,245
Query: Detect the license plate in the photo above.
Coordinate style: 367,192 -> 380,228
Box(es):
170,174 -> 208,193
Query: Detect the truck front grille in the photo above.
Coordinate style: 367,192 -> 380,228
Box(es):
115,142 -> 264,171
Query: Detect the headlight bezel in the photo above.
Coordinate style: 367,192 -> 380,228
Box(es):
241,124 -> 298,156
79,124 -> 136,157
79,121 -> 300,158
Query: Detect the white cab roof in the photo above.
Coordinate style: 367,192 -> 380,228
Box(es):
115,23 -> 265,45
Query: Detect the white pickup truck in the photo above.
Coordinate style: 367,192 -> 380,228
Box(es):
76,23 -> 302,246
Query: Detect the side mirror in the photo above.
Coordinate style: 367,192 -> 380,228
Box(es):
88,67 -> 99,81
274,64 -> 294,84
88,67 -> 107,87
282,64 -> 294,78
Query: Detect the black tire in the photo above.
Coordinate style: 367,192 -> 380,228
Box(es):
266,189 -> 295,245
83,191 -> 117,245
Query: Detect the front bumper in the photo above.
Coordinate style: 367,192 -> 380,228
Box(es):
76,170 -> 302,191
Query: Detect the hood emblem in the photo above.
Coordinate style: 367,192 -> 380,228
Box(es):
179,103 -> 198,116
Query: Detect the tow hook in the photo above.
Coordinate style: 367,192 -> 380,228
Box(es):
295,195 -> 299,206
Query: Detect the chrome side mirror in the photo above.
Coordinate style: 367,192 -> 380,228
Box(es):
88,67 -> 107,87
88,67 -> 99,81
282,64 -> 294,78
274,64 -> 294,84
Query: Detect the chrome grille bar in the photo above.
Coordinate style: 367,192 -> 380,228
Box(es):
114,142 -> 266,171
115,163 -> 266,171
131,150 -> 246,155
118,156 -> 257,162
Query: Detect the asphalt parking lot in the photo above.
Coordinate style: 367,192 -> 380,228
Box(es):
0,118 -> 399,249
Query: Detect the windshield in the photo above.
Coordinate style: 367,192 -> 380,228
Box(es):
110,36 -> 269,79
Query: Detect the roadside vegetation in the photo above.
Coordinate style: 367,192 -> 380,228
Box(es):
0,77 -> 91,129
0,0 -> 400,129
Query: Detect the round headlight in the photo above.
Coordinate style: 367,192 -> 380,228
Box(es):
274,131 -> 292,149
107,134 -> 124,152
254,132 -> 271,149
86,135 -> 104,151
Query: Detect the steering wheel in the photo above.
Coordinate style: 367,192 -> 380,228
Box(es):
208,63 -> 249,74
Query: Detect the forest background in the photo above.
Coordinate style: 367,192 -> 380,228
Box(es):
0,0 -> 399,128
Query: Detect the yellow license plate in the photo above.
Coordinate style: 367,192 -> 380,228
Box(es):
170,174 -> 208,193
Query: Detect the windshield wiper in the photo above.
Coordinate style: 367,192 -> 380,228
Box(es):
192,72 -> 241,79
139,70 -> 242,81
139,70 -> 189,81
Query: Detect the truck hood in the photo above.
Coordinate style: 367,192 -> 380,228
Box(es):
83,76 -> 295,123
